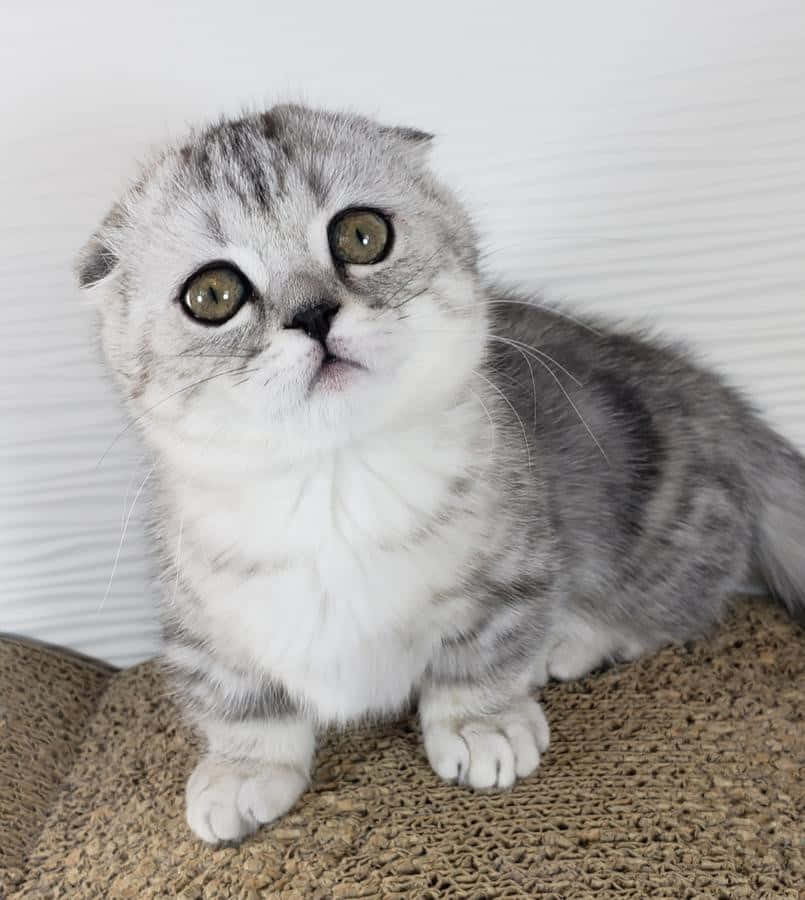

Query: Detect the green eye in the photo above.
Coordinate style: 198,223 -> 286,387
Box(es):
328,208 -> 392,265
182,265 -> 250,324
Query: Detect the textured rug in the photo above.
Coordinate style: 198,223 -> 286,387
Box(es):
1,599 -> 802,898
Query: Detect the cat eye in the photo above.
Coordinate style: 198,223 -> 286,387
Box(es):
328,208 -> 392,265
181,264 -> 251,324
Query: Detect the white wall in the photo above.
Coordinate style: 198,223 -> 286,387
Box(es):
2,0 -> 804,666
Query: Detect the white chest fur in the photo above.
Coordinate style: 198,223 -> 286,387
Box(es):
163,430 -> 484,724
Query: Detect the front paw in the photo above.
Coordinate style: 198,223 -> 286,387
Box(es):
423,696 -> 550,790
186,756 -> 308,844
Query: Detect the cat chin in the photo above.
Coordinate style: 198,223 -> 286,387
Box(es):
142,389 -> 399,474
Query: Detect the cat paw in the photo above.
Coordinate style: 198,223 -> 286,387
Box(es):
547,635 -> 643,681
547,637 -> 608,681
185,757 -> 308,844
422,696 -> 550,790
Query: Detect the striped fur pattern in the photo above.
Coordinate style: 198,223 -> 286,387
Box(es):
77,104 -> 805,843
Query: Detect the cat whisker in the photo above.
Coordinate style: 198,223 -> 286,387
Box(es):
389,285 -> 430,310
468,388 -> 498,460
395,297 -> 603,336
170,514 -> 185,609
120,466 -> 140,532
96,365 -> 259,466
382,230 -> 463,309
100,464 -> 154,612
507,346 -> 609,463
397,311 -> 585,385
488,334 -> 584,388
175,352 -> 260,359
514,345 -> 608,463
472,368 -> 533,470
487,338 -> 599,464
384,250 -> 444,307
408,326 -> 607,462
511,342 -> 538,435
487,337 -> 608,463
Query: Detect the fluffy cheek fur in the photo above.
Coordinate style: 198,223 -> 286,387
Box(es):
94,261 -> 486,464
372,272 -> 487,424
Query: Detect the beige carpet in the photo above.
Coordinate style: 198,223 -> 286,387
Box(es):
1,599 -> 802,899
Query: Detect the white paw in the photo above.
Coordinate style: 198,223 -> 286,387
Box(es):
185,757 -> 308,844
547,637 -> 608,681
547,635 -> 643,681
423,696 -> 550,790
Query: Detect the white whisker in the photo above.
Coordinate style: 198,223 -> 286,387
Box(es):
398,296 -> 603,336
170,513 -> 185,608
493,335 -> 584,388
533,360 -> 609,463
96,365 -> 259,466
468,388 -> 498,462
100,465 -> 154,612
515,342 -> 539,434
120,466 -> 139,531
472,369 -> 533,470
406,324 -> 607,463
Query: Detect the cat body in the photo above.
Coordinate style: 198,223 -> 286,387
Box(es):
78,104 -> 805,844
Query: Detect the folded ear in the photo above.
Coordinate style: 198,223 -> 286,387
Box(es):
378,123 -> 435,163
75,203 -> 125,289
380,125 -> 434,146
266,103 -> 435,164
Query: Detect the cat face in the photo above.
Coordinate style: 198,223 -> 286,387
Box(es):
78,105 -> 487,461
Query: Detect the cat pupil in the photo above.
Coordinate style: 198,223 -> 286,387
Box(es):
357,229 -> 370,246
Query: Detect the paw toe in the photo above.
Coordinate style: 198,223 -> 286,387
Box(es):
461,727 -> 514,789
504,720 -> 541,778
186,758 -> 307,844
423,697 -> 549,792
424,721 -> 470,782
237,767 -> 308,824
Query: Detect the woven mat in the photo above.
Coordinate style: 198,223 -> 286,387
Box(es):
1,600 -> 803,898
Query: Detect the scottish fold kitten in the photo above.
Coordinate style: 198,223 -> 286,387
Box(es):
77,104 -> 805,844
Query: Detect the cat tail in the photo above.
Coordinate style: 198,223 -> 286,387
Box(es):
753,428 -> 805,626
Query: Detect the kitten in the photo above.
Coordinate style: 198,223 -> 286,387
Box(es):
77,104 -> 805,844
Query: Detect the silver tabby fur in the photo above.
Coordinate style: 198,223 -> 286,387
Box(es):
77,104 -> 805,844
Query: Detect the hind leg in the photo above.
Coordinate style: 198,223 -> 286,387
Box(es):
546,615 -> 646,682
547,478 -> 756,683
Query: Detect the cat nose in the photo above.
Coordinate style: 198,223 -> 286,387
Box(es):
287,301 -> 340,344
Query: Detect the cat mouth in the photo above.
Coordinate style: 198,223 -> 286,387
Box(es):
310,352 -> 365,392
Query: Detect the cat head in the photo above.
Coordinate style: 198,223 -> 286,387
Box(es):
77,104 -> 487,465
